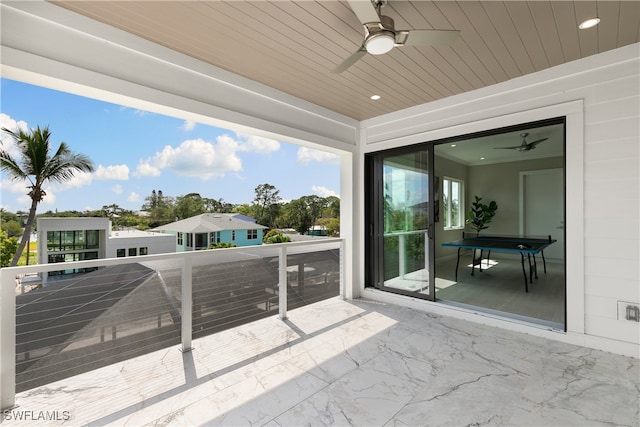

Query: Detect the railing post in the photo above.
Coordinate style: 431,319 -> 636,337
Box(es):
399,234 -> 406,279
278,246 -> 287,320
340,239 -> 346,300
0,269 -> 16,410
180,255 -> 193,352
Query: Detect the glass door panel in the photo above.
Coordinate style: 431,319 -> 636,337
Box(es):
379,150 -> 434,299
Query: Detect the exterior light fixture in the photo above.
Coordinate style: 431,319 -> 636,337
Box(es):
365,32 -> 395,55
579,17 -> 600,29
370,95 -> 381,100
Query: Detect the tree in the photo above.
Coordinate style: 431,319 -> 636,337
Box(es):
253,183 -> 281,228
303,195 -> 328,232
1,220 -> 23,238
0,208 -> 20,225
0,229 -> 18,268
285,198 -> 313,234
0,125 -> 94,266
324,196 -> 340,218
141,189 -> 175,227
175,193 -> 206,219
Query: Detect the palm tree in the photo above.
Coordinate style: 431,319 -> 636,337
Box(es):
0,125 -> 94,266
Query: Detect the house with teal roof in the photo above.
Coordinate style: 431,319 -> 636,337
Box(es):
152,213 -> 267,251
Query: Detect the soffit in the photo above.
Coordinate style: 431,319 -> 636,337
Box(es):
51,1 -> 640,121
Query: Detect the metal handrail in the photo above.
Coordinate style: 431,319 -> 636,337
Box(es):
0,237 -> 345,410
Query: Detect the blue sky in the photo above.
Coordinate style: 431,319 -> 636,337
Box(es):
0,78 -> 340,214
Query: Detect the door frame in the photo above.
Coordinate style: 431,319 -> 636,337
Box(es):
365,144 -> 436,301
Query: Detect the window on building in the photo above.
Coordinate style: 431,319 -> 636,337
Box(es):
46,229 -> 100,251
177,232 -> 183,245
139,247 -> 148,255
116,249 -> 125,257
443,177 -> 464,230
86,230 -> 99,249
128,248 -> 137,256
247,229 -> 258,240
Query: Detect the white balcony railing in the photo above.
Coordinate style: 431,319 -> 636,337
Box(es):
384,230 -> 429,279
0,238 -> 345,410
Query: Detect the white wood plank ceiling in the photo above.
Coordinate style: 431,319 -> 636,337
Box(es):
52,1 -> 640,121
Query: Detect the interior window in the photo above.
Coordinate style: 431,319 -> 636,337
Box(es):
443,177 -> 464,230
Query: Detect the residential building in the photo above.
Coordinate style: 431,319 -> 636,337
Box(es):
152,213 -> 267,250
37,217 -> 175,281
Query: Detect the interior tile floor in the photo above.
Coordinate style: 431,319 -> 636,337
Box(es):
3,297 -> 638,426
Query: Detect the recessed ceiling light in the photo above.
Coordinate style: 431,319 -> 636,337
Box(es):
480,157 -> 485,160
450,144 -> 457,147
579,17 -> 600,29
370,95 -> 381,100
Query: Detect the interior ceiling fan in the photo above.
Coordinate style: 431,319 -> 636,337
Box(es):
333,0 -> 460,73
494,133 -> 549,152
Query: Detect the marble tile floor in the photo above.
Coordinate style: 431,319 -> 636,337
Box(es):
3,297 -> 639,426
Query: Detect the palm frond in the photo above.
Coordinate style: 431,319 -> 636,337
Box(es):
0,149 -> 29,181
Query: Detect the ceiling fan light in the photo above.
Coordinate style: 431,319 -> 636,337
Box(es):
365,32 -> 395,55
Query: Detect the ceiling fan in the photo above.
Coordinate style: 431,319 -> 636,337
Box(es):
494,133 -> 548,152
333,0 -> 460,73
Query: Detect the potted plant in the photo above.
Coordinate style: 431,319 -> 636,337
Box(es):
467,196 -> 498,236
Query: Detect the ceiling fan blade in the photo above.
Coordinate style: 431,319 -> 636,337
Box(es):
347,0 -> 380,25
332,48 -> 367,73
493,146 -> 524,150
526,138 -> 548,147
401,29 -> 460,47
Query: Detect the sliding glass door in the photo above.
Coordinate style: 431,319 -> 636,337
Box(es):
366,146 -> 435,300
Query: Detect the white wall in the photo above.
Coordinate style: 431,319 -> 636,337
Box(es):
358,44 -> 640,357
105,232 -> 176,258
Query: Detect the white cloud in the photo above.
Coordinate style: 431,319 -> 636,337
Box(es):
297,147 -> 339,165
41,190 -> 56,205
134,159 -> 162,177
0,113 -> 29,159
127,192 -> 140,203
139,137 -> 242,180
181,120 -> 196,131
133,133 -> 281,181
95,164 -> 129,181
51,170 -> 94,191
237,133 -> 280,154
1,178 -> 29,194
312,185 -> 339,198
112,184 -> 123,195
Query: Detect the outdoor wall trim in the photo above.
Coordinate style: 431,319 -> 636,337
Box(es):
0,1 -> 359,152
